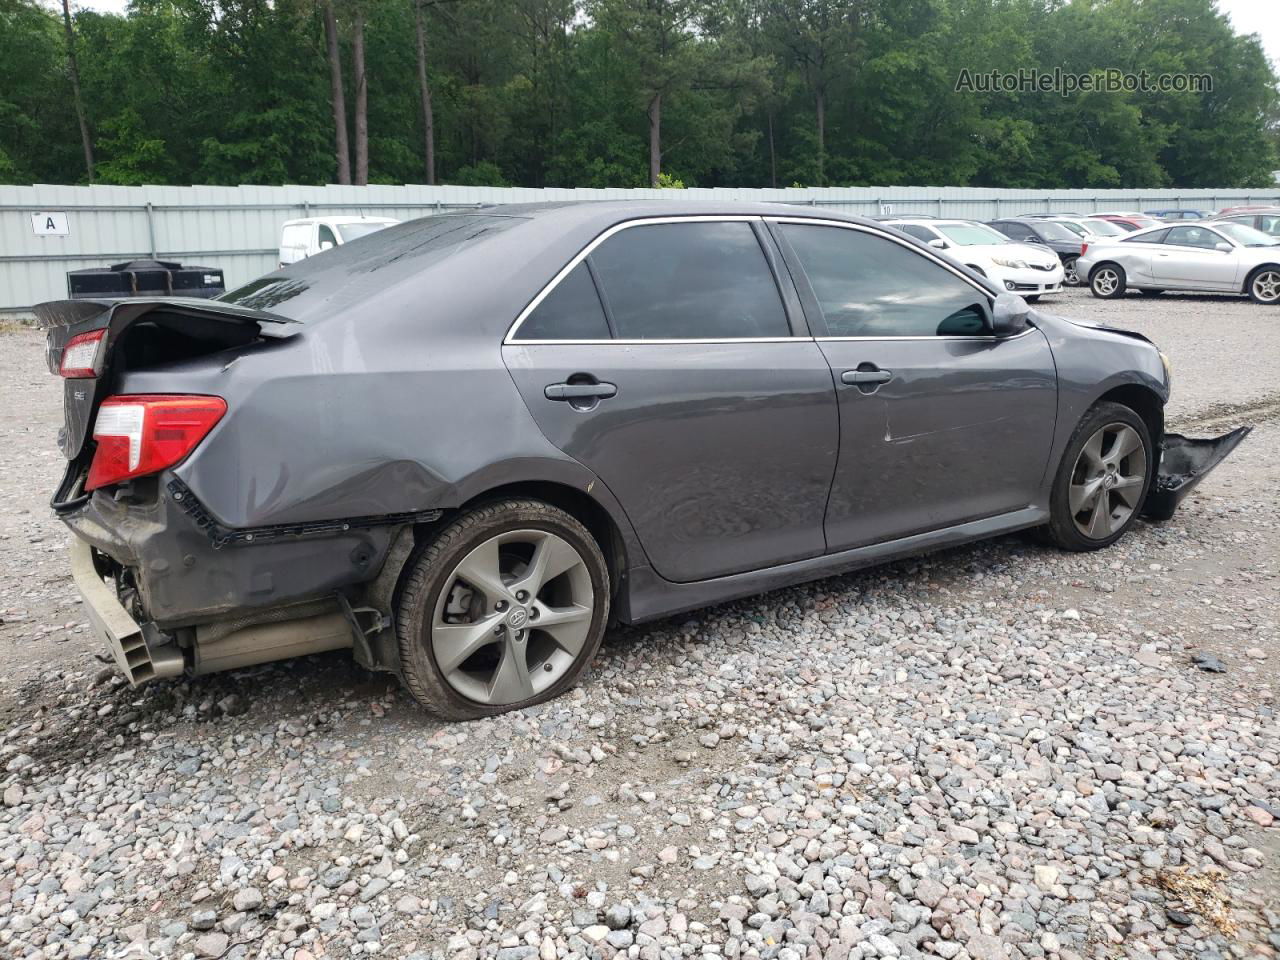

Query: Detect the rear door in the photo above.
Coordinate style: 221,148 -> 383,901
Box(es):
502,217 -> 839,583
770,219 -> 1057,551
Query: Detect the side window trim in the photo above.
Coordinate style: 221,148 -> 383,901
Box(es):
583,256 -> 618,339
767,217 -> 1005,341
504,215 -> 798,344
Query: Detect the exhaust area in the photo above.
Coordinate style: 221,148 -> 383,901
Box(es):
191,610 -> 355,675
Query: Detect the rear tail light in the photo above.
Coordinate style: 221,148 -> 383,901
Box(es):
60,329 -> 106,378
1081,242 -> 1089,255
86,395 -> 227,491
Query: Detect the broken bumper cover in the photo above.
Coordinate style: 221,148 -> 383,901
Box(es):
1142,426 -> 1252,522
69,537 -> 184,684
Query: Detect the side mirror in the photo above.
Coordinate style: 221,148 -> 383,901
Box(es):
991,293 -> 1030,337
1214,242 -> 1232,252
928,238 -> 948,249
319,240 -> 335,252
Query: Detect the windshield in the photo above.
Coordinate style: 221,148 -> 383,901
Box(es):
936,223 -> 1009,245
1033,221 -> 1081,242
1214,221 -> 1279,246
1080,218 -> 1127,237
336,221 -> 396,242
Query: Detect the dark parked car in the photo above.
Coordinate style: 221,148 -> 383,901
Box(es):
987,217 -> 1087,285
38,203 -> 1248,719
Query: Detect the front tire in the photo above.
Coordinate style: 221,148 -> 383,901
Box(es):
1042,402 -> 1153,552
1090,264 -> 1126,299
396,499 -> 610,720
1246,266 -> 1280,304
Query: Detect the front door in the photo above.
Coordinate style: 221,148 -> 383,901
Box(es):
771,219 -> 1059,551
503,218 -> 839,583
1154,226 -> 1241,289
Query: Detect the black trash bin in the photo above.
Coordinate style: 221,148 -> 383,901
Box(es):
67,260 -> 226,300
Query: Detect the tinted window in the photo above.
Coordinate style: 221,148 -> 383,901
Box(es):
317,225 -> 338,247
898,224 -> 938,242
588,221 -> 789,339
515,262 -> 610,340
1260,215 -> 1280,236
782,224 -> 989,338
1123,229 -> 1169,244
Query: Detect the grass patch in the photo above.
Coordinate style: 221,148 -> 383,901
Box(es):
1157,868 -> 1236,936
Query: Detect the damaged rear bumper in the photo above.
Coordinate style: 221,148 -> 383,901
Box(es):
69,537 -> 184,684
1142,426 -> 1252,522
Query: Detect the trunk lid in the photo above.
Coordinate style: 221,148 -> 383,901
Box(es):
37,297 -> 299,462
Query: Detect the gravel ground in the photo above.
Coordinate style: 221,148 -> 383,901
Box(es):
0,287 -> 1277,960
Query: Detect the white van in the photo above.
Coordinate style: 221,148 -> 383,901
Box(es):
278,216 -> 400,267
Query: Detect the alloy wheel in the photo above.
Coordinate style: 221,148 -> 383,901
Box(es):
1069,423 -> 1147,539
1063,257 -> 1080,286
1252,269 -> 1280,303
1093,268 -> 1120,296
431,529 -> 594,706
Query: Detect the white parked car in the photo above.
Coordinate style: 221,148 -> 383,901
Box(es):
1076,221 -> 1280,303
278,216 -> 400,267
886,219 -> 1065,301
1046,217 -> 1130,240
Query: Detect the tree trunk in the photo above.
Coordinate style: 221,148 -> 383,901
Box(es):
815,87 -> 825,186
352,7 -> 368,185
767,109 -> 777,189
322,0 -> 351,184
414,0 -> 436,185
60,0 -> 94,183
647,92 -> 662,187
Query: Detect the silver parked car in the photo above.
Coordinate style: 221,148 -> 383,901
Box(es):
1077,220 -> 1280,303
38,202 -> 1249,719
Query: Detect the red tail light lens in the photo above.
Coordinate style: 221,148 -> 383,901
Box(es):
60,329 -> 106,378
86,395 -> 227,491
1081,242 -> 1089,255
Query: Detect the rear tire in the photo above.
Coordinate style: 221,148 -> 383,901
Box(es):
1090,264 -> 1126,299
396,499 -> 610,720
1062,255 -> 1080,286
1041,402 -> 1153,552
1246,266 -> 1280,304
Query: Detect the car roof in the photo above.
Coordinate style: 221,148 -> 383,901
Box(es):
246,201 -> 936,332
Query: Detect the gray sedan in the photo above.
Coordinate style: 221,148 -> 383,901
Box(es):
1077,220 -> 1280,303
37,202 -> 1248,719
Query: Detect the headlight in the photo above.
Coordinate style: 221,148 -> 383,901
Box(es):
1159,350 -> 1172,385
991,257 -> 1028,269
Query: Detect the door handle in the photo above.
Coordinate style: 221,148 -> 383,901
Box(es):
841,369 -> 893,386
544,381 -> 617,401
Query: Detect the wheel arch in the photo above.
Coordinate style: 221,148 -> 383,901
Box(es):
1094,383 -> 1164,449
1243,262 -> 1280,295
452,480 -> 630,594
1087,259 -> 1123,283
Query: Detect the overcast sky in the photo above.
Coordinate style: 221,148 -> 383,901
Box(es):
70,0 -> 1280,71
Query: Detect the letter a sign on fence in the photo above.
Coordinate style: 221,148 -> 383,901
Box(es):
31,212 -> 70,237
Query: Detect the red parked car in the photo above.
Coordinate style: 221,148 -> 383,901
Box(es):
1092,213 -> 1160,232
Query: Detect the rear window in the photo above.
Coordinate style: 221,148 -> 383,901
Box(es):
336,222 -> 395,242
224,214 -> 524,316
